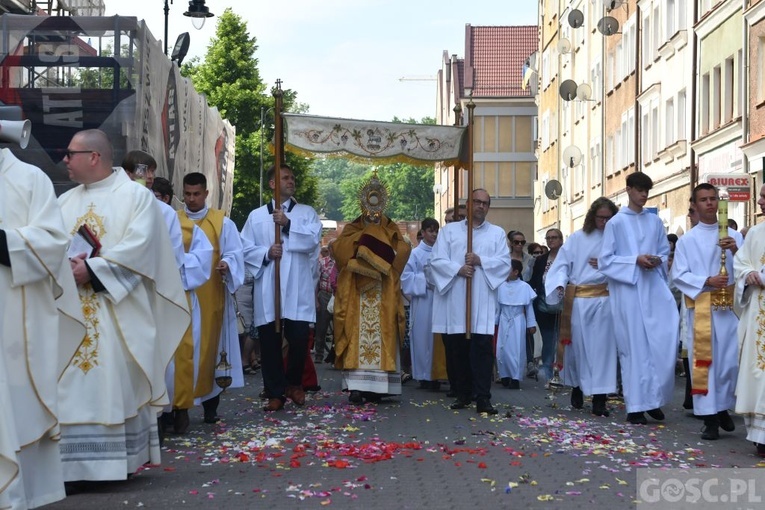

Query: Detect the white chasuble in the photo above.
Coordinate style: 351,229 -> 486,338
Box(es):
57,170 -> 189,481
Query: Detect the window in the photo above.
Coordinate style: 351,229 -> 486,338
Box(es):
591,59 -> 602,102
665,98 -> 675,147
652,4 -> 661,61
542,49 -> 551,89
606,135 -> 614,175
642,112 -> 651,164
607,50 -> 616,90
678,89 -> 687,140
590,140 -> 602,186
666,0 -> 676,41
562,100 -> 570,137
678,0 -> 687,31
642,13 -> 652,68
724,56 -> 734,123
713,64 -> 722,128
614,129 -> 622,169
532,116 -> 539,148
624,19 -> 636,75
701,73 -> 710,135
651,101 -> 660,160
541,111 -> 550,149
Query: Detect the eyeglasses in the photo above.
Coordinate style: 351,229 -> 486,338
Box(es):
473,199 -> 490,207
512,240 -> 526,246
595,215 -> 613,221
545,235 -> 562,240
64,149 -> 98,158
532,251 -> 543,255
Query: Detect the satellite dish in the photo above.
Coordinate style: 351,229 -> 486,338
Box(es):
597,16 -> 620,36
557,37 -> 572,54
606,0 -> 626,11
568,9 -> 585,29
562,146 -> 583,168
576,82 -> 593,101
559,79 -> 578,101
545,180 -> 563,200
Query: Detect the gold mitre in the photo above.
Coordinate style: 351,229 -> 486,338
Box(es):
358,171 -> 389,222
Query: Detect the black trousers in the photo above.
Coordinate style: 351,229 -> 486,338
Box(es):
258,319 -> 309,398
443,333 -> 494,401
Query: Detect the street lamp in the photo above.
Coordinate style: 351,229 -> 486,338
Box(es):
164,0 -> 215,56
184,0 -> 215,30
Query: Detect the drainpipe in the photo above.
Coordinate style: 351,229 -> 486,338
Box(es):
690,0 -> 699,188
635,5 -> 641,174
601,15 -> 607,196
741,0 -> 750,222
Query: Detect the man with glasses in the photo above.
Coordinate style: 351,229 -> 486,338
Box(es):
431,189 -> 511,415
598,172 -> 679,425
545,198 -> 619,417
57,129 -> 190,480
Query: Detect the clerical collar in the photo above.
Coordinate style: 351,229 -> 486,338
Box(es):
268,198 -> 296,213
84,169 -> 119,190
697,221 -> 718,230
185,205 -> 209,220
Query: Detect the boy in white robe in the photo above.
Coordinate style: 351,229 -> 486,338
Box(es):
495,259 -> 537,389
672,183 -> 741,440
0,147 -> 84,508
598,172 -> 679,425
546,197 -> 618,416
733,184 -> 765,457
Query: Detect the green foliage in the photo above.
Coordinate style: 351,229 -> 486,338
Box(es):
181,8 -> 316,228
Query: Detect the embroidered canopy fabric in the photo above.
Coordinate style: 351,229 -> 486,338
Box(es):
283,114 -> 467,166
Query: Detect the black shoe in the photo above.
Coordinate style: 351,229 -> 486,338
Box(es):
701,418 -> 720,440
717,410 -> 735,432
418,380 -> 430,389
500,377 -> 510,387
428,381 -> 442,391
173,409 -> 190,434
592,394 -> 610,417
324,352 -> 335,364
571,387 -> 584,409
646,408 -> 665,421
349,390 -> 363,405
446,390 -> 457,398
756,443 -> 765,458
682,399 -> 694,410
363,392 -> 384,404
202,395 -> 221,423
450,398 -> 471,410
476,399 -> 498,415
627,412 -> 647,425
508,379 -> 520,390
159,412 -> 174,433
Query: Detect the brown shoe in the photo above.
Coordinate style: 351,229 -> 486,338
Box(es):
286,385 -> 306,406
263,397 -> 285,412
173,409 -> 190,434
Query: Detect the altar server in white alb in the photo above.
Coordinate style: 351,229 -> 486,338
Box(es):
598,172 -> 679,425
145,177 -> 213,435
56,129 -> 190,481
671,183 -> 740,441
241,164 -> 322,412
545,197 -> 619,417
733,184 -> 765,458
495,259 -> 537,389
431,188 -> 511,415
0,145 -> 85,509
401,218 -> 447,390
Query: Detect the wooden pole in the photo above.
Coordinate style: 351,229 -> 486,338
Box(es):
452,103 -> 462,220
465,99 -> 475,340
273,80 -> 284,333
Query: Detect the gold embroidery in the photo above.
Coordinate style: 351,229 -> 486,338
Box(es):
73,284 -> 100,373
69,203 -> 106,374
358,284 -> 382,368
71,203 -> 107,240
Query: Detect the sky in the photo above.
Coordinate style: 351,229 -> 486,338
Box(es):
104,0 -> 538,123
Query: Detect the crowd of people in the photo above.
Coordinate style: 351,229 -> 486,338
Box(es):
4,128 -> 765,508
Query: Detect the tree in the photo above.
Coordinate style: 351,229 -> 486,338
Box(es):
181,9 -> 316,228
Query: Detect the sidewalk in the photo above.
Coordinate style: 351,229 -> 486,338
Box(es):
48,365 -> 763,509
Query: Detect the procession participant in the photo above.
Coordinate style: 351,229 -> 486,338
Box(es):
332,174 -> 411,404
495,259 -> 537,389
0,146 -> 84,508
152,179 -> 213,434
681,203 -> 701,411
598,172 -> 679,425
314,244 -> 336,363
545,197 -> 618,416
57,129 -> 189,480
733,183 -> 765,457
508,231 -> 534,282
431,189 -> 511,415
241,164 -> 321,412
401,218 -> 447,390
529,228 -> 564,382
672,183 -> 740,440
180,172 -> 244,423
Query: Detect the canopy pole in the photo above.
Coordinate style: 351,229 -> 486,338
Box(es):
272,80 -> 284,334
465,99 -> 475,340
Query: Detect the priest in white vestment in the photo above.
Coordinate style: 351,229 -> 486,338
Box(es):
545,197 -> 618,417
241,164 -> 321,411
672,183 -> 740,441
733,183 -> 765,458
431,189 -> 511,415
0,148 -> 85,509
401,218 -> 447,389
56,129 -> 190,481
495,259 -> 537,388
598,172 -> 679,425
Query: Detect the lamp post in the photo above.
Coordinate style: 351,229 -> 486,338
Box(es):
164,0 -> 215,56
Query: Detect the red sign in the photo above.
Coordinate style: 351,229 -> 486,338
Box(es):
705,173 -> 751,201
